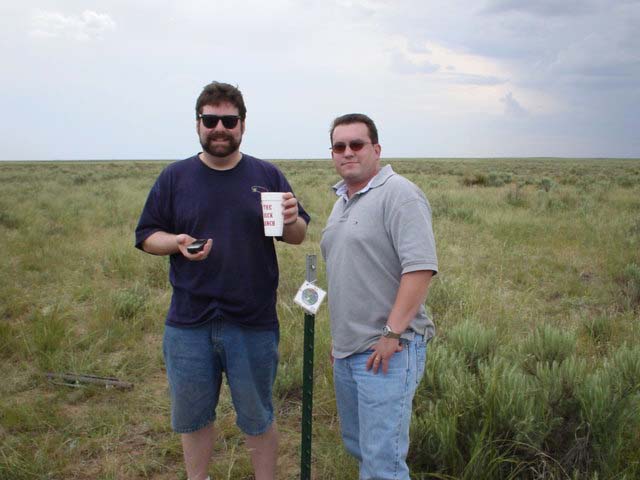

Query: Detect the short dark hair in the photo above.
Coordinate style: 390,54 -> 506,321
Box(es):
195,81 -> 247,120
330,113 -> 379,144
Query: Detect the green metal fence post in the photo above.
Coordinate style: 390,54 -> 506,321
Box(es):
301,254 -> 317,480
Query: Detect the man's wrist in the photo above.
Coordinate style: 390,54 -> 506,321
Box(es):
382,324 -> 401,339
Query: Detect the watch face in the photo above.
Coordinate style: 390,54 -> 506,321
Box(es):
382,325 -> 399,338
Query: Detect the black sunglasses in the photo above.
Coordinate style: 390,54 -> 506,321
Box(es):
198,114 -> 241,129
330,140 -> 372,154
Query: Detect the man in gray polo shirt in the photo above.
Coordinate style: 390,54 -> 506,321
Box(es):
320,113 -> 438,480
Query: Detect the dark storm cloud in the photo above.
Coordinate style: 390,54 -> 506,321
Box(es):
481,0 -> 598,16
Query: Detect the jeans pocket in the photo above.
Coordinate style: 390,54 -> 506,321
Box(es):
414,338 -> 427,385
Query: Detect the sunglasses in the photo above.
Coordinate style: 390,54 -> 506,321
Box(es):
198,114 -> 241,129
330,140 -> 372,154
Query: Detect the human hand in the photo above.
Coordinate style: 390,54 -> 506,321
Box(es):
366,337 -> 403,374
176,234 -> 212,260
282,192 -> 299,226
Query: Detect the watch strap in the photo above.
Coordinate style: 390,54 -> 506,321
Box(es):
383,325 -> 401,339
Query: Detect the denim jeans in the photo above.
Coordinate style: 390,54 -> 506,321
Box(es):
333,335 -> 427,480
163,320 -> 279,435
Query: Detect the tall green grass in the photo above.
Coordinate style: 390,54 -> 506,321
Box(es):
1,158 -> 639,478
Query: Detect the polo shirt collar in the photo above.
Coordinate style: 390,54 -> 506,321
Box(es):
333,164 -> 395,201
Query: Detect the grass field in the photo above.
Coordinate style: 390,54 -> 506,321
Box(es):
1,158 -> 639,479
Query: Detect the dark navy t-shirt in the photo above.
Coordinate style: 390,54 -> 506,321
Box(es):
135,154 -> 310,329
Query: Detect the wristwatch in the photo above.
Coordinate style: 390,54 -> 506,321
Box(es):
382,325 -> 401,339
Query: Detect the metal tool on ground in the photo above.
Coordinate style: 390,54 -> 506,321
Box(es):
45,372 -> 134,390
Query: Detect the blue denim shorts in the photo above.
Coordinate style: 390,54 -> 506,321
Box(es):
162,320 -> 279,435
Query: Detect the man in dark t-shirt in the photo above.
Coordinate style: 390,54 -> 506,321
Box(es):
135,82 -> 309,480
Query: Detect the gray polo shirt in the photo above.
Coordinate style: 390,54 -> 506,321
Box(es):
321,165 -> 438,358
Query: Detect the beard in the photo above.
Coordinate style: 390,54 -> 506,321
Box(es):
200,131 -> 242,158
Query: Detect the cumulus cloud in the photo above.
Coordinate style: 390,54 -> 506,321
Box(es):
447,72 -> 506,86
406,38 -> 432,54
391,51 -> 440,74
389,38 -> 510,88
501,91 -> 528,117
29,10 -> 116,41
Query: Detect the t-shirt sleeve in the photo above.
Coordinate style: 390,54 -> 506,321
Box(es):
134,171 -> 173,251
386,189 -> 438,275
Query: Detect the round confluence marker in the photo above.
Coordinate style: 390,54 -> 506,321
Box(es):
301,288 -> 319,306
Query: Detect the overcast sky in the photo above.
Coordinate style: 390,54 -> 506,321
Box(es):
1,0 -> 639,160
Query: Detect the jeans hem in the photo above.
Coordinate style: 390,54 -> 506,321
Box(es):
237,414 -> 275,437
173,415 -> 216,434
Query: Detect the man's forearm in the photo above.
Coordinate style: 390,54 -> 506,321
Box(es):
282,217 -> 307,245
386,270 -> 434,333
142,231 -> 180,256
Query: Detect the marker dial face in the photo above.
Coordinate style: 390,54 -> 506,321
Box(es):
301,288 -> 319,306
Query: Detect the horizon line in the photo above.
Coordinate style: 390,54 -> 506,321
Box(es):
2,156 -> 640,163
